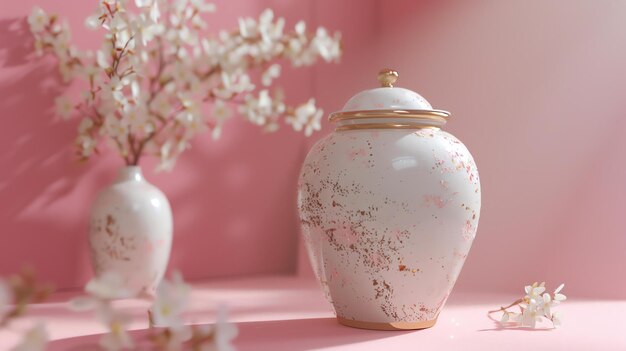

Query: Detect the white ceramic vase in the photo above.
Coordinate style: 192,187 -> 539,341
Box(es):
89,166 -> 173,297
298,69 -> 481,330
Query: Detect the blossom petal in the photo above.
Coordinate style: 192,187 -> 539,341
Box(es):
11,322 -> 49,351
554,283 -> 565,294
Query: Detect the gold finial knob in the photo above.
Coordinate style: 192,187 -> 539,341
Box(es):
377,69 -> 398,87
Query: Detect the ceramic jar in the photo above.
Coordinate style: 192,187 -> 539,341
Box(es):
297,69 -> 481,330
89,166 -> 172,297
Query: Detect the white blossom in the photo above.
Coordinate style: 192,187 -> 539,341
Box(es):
554,283 -> 567,302
311,27 -> 341,62
295,21 -> 305,36
78,118 -> 94,134
98,306 -> 134,351
176,94 -> 206,135
537,292 -> 553,318
239,89 -> 279,127
286,98 -> 323,136
103,115 -> 130,143
551,311 -> 563,327
190,0 -> 216,13
151,271 -> 191,330
135,16 -> 163,46
520,299 -> 540,328
10,323 -> 49,351
150,1 -> 161,23
68,272 -> 132,312
148,272 -> 197,350
211,99 -> 232,139
96,49 -> 110,69
238,17 -> 258,39
218,72 -> 255,97
105,16 -> 128,35
54,96 -> 74,119
211,306 -> 238,351
85,15 -> 102,30
193,306 -> 238,351
261,63 -> 280,86
524,283 -> 546,302
147,93 -> 169,116
68,272 -> 136,351
76,134 -> 96,157
135,0 -> 154,8
157,140 -> 188,172
27,7 -> 48,33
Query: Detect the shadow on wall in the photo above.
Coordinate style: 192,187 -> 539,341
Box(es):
0,18 -> 87,277
154,122 -> 308,282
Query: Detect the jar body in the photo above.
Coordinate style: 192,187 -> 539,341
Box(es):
89,166 -> 173,297
297,128 -> 480,330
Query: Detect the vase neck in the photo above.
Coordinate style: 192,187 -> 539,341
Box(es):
115,166 -> 145,183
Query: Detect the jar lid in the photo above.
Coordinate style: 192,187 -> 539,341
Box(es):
329,69 -> 450,128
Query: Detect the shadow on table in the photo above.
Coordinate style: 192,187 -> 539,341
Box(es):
235,317 -> 410,350
47,317 -> 411,351
476,312 -> 555,332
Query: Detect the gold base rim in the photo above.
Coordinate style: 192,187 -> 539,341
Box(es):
337,316 -> 437,331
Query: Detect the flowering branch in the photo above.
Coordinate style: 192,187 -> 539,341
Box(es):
29,0 -> 342,171
2,268 -> 237,350
70,271 -> 237,351
1,269 -> 53,351
488,282 -> 567,328
0,269 -> 53,328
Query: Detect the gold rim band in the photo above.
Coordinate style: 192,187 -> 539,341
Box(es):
329,109 -> 450,123
336,123 -> 440,131
337,316 -> 437,331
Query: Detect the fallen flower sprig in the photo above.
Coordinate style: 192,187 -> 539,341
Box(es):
488,282 -> 567,328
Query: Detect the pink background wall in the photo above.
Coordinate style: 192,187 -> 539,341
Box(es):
1,0 -> 625,298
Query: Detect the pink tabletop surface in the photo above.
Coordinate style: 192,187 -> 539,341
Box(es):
1,275 -> 624,351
